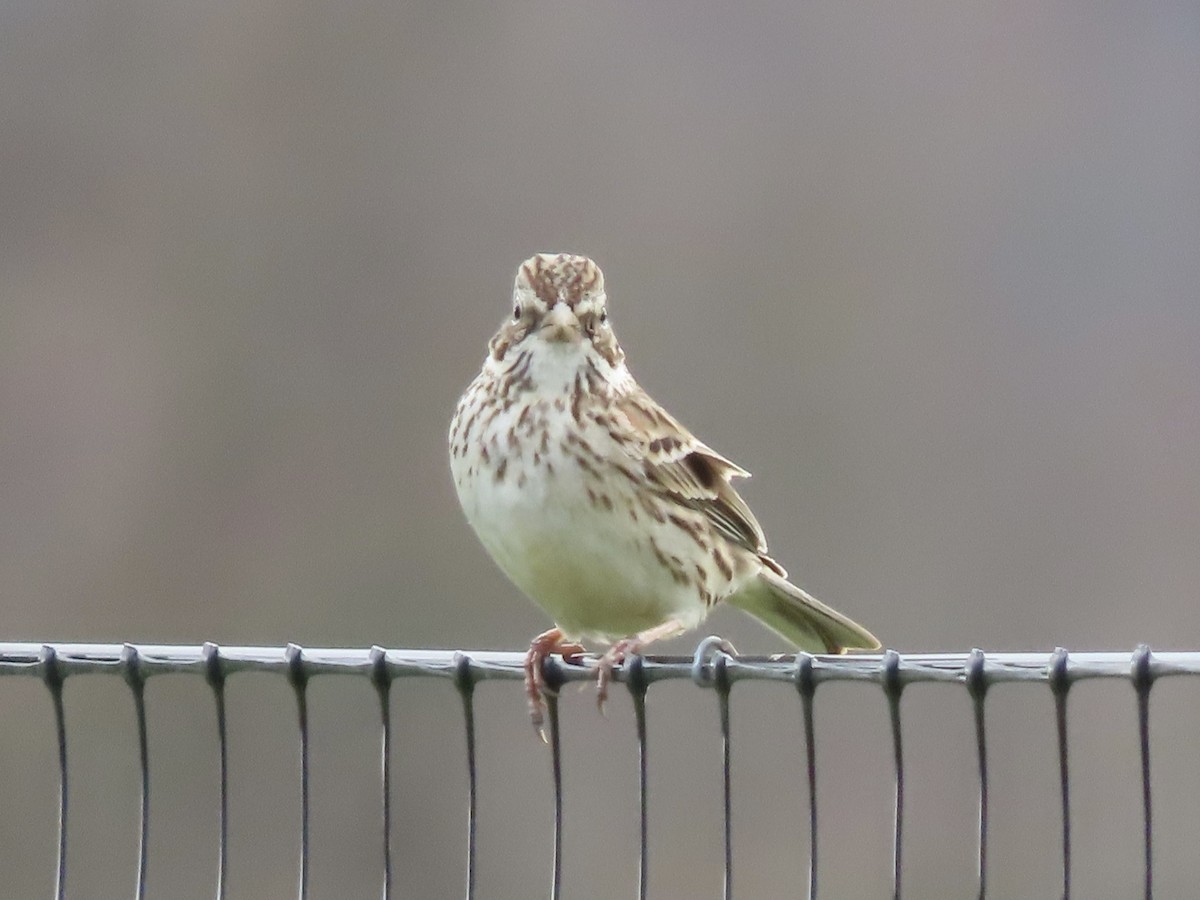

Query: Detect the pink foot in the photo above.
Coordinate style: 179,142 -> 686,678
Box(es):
524,627 -> 585,739
594,638 -> 642,714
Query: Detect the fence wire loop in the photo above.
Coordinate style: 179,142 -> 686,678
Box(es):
794,651 -> 816,697
451,651 -> 475,693
881,649 -> 903,696
964,647 -> 988,698
540,654 -> 567,697
624,653 -> 648,698
40,646 -> 63,689
369,644 -> 390,690
202,642 -> 225,689
285,642 -> 308,690
1131,644 -> 1156,691
120,643 -> 145,689
1048,647 -> 1071,695
691,635 -> 736,688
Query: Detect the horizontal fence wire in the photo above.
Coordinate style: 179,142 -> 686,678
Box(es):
0,641 -> 1194,899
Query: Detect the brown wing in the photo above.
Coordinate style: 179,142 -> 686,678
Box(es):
612,384 -> 772,559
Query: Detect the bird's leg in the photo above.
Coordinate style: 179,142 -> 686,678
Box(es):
525,627 -> 586,738
594,619 -> 688,713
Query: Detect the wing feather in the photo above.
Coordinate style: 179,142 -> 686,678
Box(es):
612,386 -> 769,557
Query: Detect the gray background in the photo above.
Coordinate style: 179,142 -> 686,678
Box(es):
2,1 -> 1199,897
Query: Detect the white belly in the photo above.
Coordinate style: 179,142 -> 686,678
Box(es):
451,401 -> 711,642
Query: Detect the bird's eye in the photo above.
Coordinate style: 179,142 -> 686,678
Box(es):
599,309 -> 608,325
512,302 -> 522,321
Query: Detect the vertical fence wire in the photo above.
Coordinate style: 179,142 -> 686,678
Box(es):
1049,648 -> 1071,900
882,650 -> 904,900
203,643 -> 229,900
795,654 -> 818,900
717,656 -> 733,900
543,658 -> 566,900
626,655 -> 650,900
285,644 -> 311,900
40,645 -> 68,900
1131,645 -> 1154,900
453,652 -> 478,900
691,637 -> 735,900
369,646 -> 394,900
121,645 -> 150,900
965,649 -> 989,900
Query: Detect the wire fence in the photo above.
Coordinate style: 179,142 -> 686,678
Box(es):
0,640 -> 1191,899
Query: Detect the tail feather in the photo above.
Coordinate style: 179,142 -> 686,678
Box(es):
725,569 -> 881,654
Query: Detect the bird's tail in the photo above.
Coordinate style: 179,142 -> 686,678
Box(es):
726,569 -> 881,654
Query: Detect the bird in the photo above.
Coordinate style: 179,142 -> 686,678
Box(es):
449,253 -> 880,730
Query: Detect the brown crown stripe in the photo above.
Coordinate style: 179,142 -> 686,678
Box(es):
520,254 -> 602,308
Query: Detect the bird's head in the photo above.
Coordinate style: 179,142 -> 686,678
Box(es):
488,253 -> 625,373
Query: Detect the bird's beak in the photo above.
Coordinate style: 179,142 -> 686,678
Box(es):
540,303 -> 582,344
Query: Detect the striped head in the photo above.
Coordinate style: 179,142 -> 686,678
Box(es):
488,253 -> 624,371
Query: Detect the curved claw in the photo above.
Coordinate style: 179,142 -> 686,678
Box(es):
524,628 -> 587,740
592,619 -> 691,716
594,638 -> 641,716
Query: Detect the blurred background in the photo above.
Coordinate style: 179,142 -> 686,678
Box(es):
1,1 -> 1198,897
